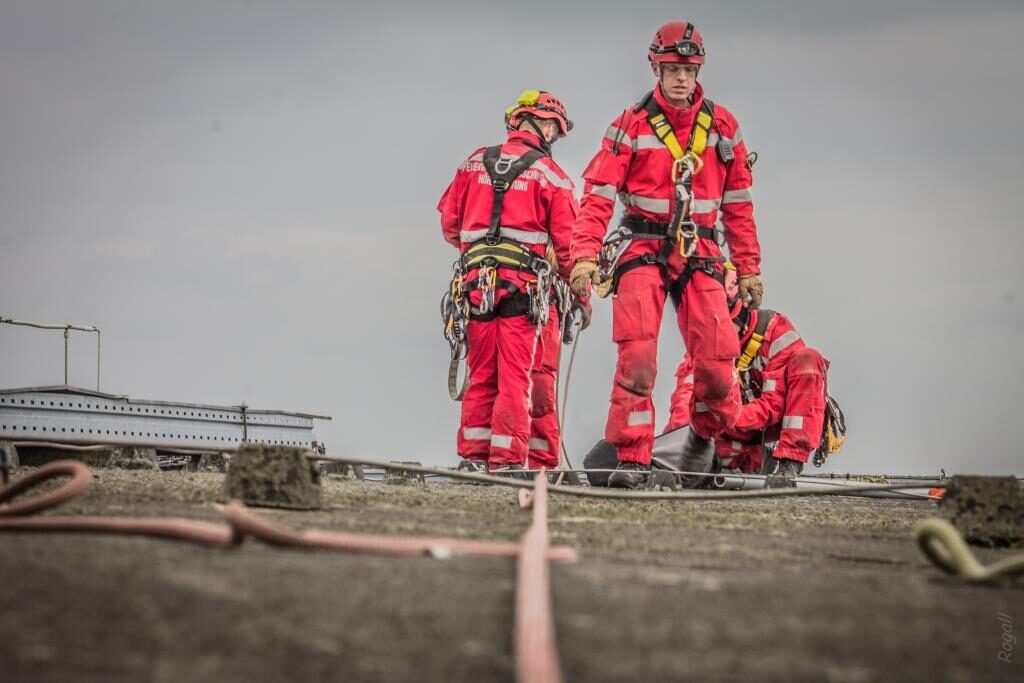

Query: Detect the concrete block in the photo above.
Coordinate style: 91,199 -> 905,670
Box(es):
938,475 -> 1024,548
224,444 -> 321,510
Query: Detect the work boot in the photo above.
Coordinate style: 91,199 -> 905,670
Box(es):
490,463 -> 533,481
678,430 -> 716,489
608,461 -> 651,489
764,457 -> 803,488
456,458 -> 488,474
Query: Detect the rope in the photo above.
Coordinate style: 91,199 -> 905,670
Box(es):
0,460 -> 576,562
914,518 -> 1024,583
554,316 -> 583,486
515,471 -> 563,683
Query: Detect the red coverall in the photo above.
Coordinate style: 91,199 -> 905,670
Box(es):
438,130 -> 577,469
666,310 -> 830,472
571,84 -> 760,465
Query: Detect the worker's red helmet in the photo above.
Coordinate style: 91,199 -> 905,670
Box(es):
649,21 -> 706,65
505,90 -> 573,137
724,265 -> 744,319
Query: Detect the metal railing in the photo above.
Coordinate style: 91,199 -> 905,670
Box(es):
0,317 -> 101,390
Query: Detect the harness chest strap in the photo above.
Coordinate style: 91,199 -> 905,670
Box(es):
482,144 -> 547,244
736,309 -> 776,373
642,95 -> 715,162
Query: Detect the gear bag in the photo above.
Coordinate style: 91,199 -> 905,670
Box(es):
812,395 -> 847,467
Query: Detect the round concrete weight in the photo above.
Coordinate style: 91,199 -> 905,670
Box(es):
224,444 -> 322,510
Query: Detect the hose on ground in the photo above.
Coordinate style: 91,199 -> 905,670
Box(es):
914,518 -> 1024,584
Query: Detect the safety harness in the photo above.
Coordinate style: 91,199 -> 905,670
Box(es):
596,91 -> 731,300
440,143 -> 561,400
732,307 -> 848,467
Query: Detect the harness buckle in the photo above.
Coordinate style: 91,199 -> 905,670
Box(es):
493,157 -> 514,174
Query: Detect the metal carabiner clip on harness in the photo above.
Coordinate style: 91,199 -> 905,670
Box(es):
670,153 -> 703,258
594,225 -> 634,298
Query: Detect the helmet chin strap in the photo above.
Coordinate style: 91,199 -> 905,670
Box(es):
523,116 -> 553,155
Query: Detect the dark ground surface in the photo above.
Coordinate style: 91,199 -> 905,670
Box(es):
1,466 -> 1022,683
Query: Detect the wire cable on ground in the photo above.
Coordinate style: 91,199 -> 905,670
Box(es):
914,518 -> 1024,584
318,455 -> 940,501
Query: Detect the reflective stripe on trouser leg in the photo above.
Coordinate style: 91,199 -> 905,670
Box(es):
605,266 -> 666,464
528,313 -> 560,469
677,268 -> 742,438
487,313 -> 536,465
773,347 -> 828,462
458,317 -> 499,459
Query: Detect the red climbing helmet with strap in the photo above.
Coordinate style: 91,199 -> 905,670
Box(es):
649,21 -> 706,65
724,264 -> 745,320
505,89 -> 573,137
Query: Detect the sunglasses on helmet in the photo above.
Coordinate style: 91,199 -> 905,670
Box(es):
650,40 -> 705,57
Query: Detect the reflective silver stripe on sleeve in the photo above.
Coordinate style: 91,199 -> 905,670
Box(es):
762,379 -> 777,392
683,374 -> 694,384
634,134 -> 662,150
730,128 -> 743,147
707,132 -> 720,149
590,183 -> 618,201
623,193 -> 670,214
604,125 -> 632,149
627,410 -> 653,426
695,402 -> 709,413
731,440 -> 743,453
463,427 -> 492,441
769,331 -> 801,359
781,416 -> 804,430
528,438 -> 550,452
459,227 -> 550,245
490,433 -> 514,449
722,188 -> 752,204
691,198 -> 722,214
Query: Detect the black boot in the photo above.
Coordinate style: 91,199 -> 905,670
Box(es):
678,430 -> 715,489
608,461 -> 651,489
764,458 -> 803,488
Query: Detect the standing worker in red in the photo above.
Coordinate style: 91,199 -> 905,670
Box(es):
666,267 -> 834,487
438,91 -> 578,473
570,21 -> 764,488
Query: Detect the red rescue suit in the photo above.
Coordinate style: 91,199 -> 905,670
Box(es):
438,130 -> 577,469
571,84 -> 760,465
666,311 -> 829,472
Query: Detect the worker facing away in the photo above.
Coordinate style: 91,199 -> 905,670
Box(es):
438,90 -> 580,474
569,21 -> 763,488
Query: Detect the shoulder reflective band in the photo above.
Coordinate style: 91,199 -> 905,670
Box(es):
482,145 -> 547,243
736,309 -> 775,372
642,94 -> 715,162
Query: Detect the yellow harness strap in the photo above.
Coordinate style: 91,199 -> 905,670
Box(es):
462,240 -> 537,271
646,107 -> 714,163
736,332 -> 765,373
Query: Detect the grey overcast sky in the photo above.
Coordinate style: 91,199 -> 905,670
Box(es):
1,0 -> 1021,475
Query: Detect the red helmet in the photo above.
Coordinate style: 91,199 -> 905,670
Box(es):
505,90 -> 573,137
724,265 -> 744,319
649,21 -> 706,65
